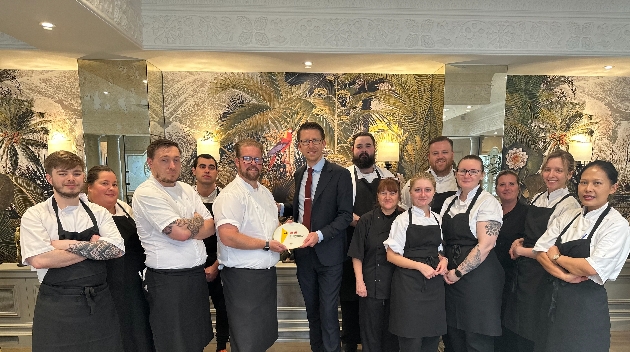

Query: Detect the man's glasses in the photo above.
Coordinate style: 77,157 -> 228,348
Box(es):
456,169 -> 482,176
298,139 -> 323,146
241,156 -> 263,165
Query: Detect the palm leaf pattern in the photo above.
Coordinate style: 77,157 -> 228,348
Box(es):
8,174 -> 44,217
0,210 -> 18,263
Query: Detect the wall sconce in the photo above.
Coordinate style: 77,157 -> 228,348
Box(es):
48,132 -> 73,153
568,133 -> 593,187
376,141 -> 400,170
197,132 -> 221,160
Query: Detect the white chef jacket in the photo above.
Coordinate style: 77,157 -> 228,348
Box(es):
384,206 -> 443,255
440,185 -> 503,238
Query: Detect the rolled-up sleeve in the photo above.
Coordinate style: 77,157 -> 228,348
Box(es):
213,192 -> 244,229
587,218 -> 630,284
384,213 -> 408,255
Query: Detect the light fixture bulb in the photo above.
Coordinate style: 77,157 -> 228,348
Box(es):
466,105 -> 472,109
40,22 -> 55,30
604,65 -> 613,70
103,91 -> 109,95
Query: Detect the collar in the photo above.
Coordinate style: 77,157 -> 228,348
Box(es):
583,202 -> 610,219
428,168 -> 455,182
547,187 -> 570,202
353,164 -> 380,179
235,174 -> 259,192
309,157 -> 326,173
455,185 -> 481,203
411,205 -> 431,218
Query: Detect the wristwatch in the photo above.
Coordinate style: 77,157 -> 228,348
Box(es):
454,269 -> 463,278
263,241 -> 270,251
551,253 -> 561,263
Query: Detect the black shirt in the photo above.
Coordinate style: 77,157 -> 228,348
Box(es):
348,207 -> 404,300
495,200 -> 529,285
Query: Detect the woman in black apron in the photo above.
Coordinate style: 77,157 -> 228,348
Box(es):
442,155 -> 504,352
493,170 -> 529,351
532,160 -> 630,352
385,173 -> 448,352
503,150 -> 580,352
348,178 -> 403,352
86,166 -> 155,352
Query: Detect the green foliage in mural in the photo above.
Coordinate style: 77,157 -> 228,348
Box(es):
0,96 -> 49,175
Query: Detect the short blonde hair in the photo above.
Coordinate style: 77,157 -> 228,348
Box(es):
408,171 -> 436,191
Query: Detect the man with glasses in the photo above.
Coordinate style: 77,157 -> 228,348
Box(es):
132,139 -> 216,352
340,132 -> 395,352
213,139 -> 287,352
192,154 -> 229,352
401,136 -> 457,213
291,122 -> 353,352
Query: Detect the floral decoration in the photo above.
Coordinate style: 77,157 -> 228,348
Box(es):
506,147 -> 529,170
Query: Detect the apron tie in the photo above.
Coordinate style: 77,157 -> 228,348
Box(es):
547,278 -> 568,323
511,258 -> 520,293
420,256 -> 437,292
83,286 -> 97,315
451,245 -> 462,264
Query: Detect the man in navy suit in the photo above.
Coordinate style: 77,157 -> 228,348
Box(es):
292,122 -> 353,352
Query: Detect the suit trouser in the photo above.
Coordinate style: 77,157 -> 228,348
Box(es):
296,248 -> 343,352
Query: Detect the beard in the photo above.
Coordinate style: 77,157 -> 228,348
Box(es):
53,184 -> 81,199
352,152 -> 376,169
154,170 -> 179,185
240,166 -> 260,182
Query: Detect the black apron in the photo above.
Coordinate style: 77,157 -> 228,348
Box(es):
535,206 -> 612,352
107,204 -> 155,352
442,187 -> 504,336
431,190 -> 457,214
202,187 -> 220,267
504,193 -> 572,341
341,167 -> 382,301
389,210 -> 447,338
32,198 -> 123,352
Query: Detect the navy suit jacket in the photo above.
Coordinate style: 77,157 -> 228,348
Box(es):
292,160 -> 353,267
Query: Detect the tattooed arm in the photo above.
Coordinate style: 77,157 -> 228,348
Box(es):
162,212 -> 215,241
457,220 -> 502,276
66,240 -> 124,260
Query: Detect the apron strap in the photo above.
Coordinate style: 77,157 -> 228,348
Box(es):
549,194 -> 572,211
52,198 -> 98,232
530,191 -> 545,205
465,186 -> 483,215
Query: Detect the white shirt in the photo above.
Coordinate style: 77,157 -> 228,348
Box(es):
401,168 -> 458,210
114,199 -> 133,217
533,204 -> 630,285
194,185 -> 221,204
298,157 -> 326,241
132,176 -> 212,269
440,185 -> 503,238
346,164 -> 394,205
20,194 -> 125,282
384,206 -> 443,255
213,175 -> 280,269
529,188 -> 581,227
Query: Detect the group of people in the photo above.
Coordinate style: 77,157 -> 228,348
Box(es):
18,120 -> 630,352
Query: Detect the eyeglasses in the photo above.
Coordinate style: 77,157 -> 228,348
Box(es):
241,156 -> 263,165
299,138 -> 323,146
456,169 -> 482,176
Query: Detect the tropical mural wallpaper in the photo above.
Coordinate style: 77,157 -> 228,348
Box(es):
162,72 -> 445,202
503,75 -> 630,219
0,69 -> 81,263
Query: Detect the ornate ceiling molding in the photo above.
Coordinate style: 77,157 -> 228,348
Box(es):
0,32 -> 35,50
78,0 -> 143,45
141,5 -> 630,55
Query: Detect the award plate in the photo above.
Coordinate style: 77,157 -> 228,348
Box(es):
273,222 -> 309,249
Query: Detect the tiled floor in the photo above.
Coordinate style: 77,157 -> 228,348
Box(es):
3,332 -> 628,352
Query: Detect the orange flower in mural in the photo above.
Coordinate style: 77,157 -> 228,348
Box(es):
506,148 -> 529,170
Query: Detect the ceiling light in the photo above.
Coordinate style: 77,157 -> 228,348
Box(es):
494,131 -> 498,135
142,79 -> 148,84
40,22 -> 55,30
466,105 -> 472,109
604,65 -> 613,70
443,108 -> 449,111
304,61 -> 312,68
103,91 -> 109,95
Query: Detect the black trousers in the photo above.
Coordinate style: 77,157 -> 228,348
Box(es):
358,297 -> 397,352
208,271 -> 229,349
340,300 -> 361,347
398,336 -> 439,352
447,325 -> 494,352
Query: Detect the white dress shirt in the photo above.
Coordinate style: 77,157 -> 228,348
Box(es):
529,188 -> 581,226
533,203 -> 630,285
401,168 -> 458,210
20,194 -> 125,282
298,157 -> 326,241
440,185 -> 503,238
384,206 -> 443,256
213,175 -> 280,269
346,164 -> 394,205
132,176 -> 212,269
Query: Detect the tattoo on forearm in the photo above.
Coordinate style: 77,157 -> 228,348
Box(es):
162,214 -> 205,239
485,220 -> 501,237
66,240 -> 123,260
459,245 -> 482,274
